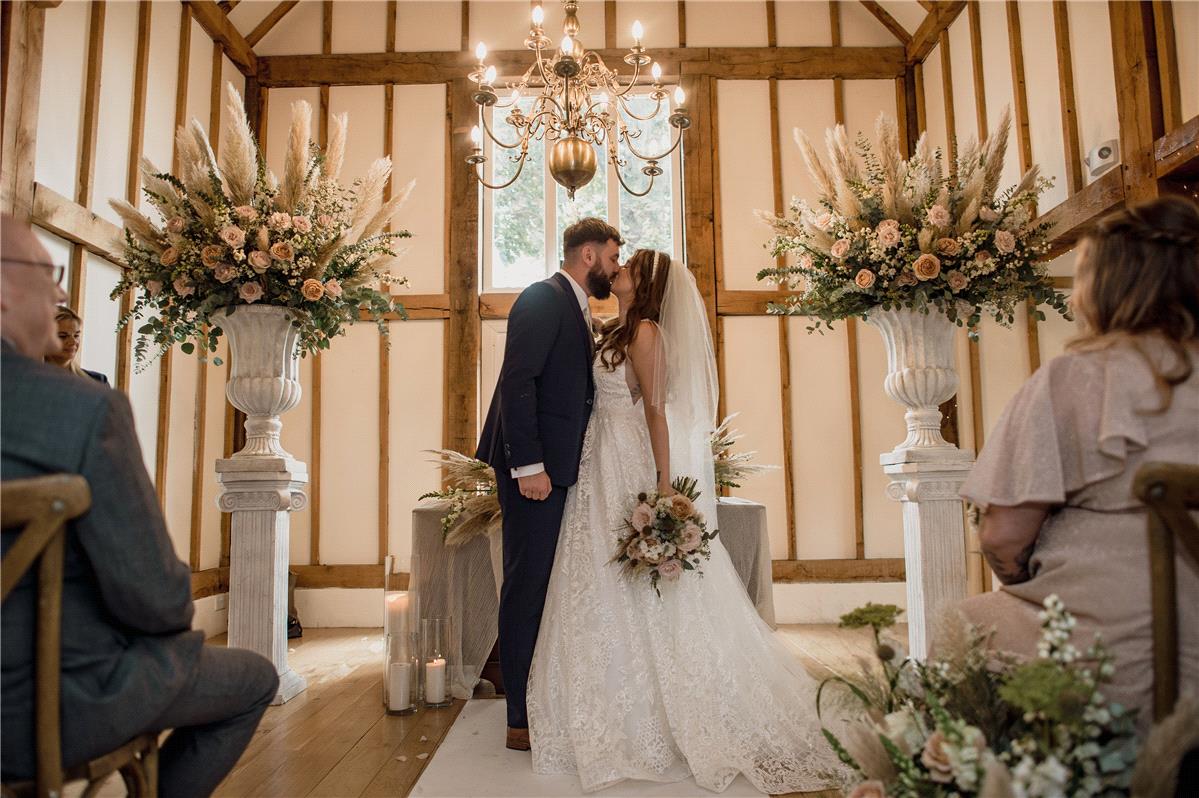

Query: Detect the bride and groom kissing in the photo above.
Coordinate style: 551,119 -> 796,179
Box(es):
476,218 -> 840,794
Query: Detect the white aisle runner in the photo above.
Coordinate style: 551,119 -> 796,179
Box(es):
412,699 -> 766,797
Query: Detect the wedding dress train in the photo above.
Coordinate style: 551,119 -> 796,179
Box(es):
526,358 -> 842,794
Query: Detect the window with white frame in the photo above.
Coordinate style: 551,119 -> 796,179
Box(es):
481,91 -> 685,291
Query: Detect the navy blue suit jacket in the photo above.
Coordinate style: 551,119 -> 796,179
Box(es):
476,273 -> 595,488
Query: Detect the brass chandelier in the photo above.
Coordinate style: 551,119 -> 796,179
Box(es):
466,0 -> 690,200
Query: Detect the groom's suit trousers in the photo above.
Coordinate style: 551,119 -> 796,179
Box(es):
494,472 -> 568,729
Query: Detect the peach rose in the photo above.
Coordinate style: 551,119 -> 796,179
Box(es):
920,731 -> 954,783
926,204 -> 951,228
270,241 -> 295,261
895,271 -> 918,287
657,559 -> 683,581
145,279 -> 163,297
160,246 -> 179,266
679,523 -> 702,553
912,253 -> 942,281
214,263 -> 237,283
317,214 -> 335,228
876,221 -> 901,249
994,229 -> 1016,253
323,278 -> 343,298
292,215 -> 313,233
854,269 -> 876,289
830,238 -> 851,259
301,278 -> 325,301
797,253 -> 814,270
669,494 -> 694,519
201,244 -> 225,268
848,781 -> 889,798
631,503 -> 654,532
219,225 -> 246,249
813,212 -> 834,231
172,276 -> 195,296
936,237 -> 961,256
946,270 -> 969,292
248,250 -> 272,274
238,281 -> 264,303
234,205 -> 258,221
165,217 -> 185,235
268,212 -> 292,230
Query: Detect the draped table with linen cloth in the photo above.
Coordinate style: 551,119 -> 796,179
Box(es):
410,497 -> 777,699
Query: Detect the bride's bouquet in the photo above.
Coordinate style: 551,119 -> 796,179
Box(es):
612,477 -> 718,597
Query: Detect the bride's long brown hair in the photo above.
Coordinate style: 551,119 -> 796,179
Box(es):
597,249 -> 671,371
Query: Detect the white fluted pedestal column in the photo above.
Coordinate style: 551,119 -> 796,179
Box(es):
217,456 -> 309,705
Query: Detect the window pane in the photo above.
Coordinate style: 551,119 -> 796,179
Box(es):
617,94 -> 675,260
490,100 -> 546,289
555,145 -> 608,267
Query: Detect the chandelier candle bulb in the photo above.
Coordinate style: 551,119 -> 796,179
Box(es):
532,4 -> 544,26
651,62 -> 662,84
469,125 -> 481,146
474,41 -> 487,62
674,86 -> 685,105
484,66 -> 497,86
631,19 -> 643,43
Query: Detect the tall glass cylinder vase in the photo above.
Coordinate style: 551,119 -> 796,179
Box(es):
383,556 -> 418,715
421,618 -> 453,708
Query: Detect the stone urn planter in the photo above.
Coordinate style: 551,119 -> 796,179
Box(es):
211,305 -> 309,704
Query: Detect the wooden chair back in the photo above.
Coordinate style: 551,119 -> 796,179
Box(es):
1133,461 -> 1199,722
2,475 -> 159,798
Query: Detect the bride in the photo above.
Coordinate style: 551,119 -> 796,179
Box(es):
526,250 -> 842,794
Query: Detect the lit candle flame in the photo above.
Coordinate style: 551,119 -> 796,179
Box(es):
470,125 -> 481,146
631,20 -> 643,41
484,65 -> 497,85
674,86 -> 685,105
532,5 -> 544,26
475,42 -> 487,61
651,62 -> 662,83
560,35 -> 574,55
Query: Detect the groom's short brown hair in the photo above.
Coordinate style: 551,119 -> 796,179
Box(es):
562,218 -> 623,257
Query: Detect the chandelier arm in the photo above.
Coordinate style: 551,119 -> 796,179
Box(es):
474,150 -> 531,190
615,93 -> 666,122
619,124 -> 684,163
481,110 -> 525,151
610,61 -> 642,98
611,162 -> 655,198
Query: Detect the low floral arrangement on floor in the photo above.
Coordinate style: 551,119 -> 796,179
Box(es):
756,109 -> 1070,338
611,477 -> 717,597
419,450 -> 501,547
821,597 -> 1143,798
712,413 -> 778,490
110,83 -> 412,366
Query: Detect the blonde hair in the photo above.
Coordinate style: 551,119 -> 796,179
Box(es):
52,306 -> 88,378
1069,196 -> 1199,412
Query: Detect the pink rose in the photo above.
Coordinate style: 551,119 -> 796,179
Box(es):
936,237 -> 961,256
166,217 -> 185,235
876,222 -> 901,249
813,212 -> 834,231
657,559 -> 683,581
323,278 -> 343,298
238,281 -> 264,303
292,216 -> 313,233
248,250 -> 272,274
214,263 -> 237,283
946,270 -> 969,292
994,229 -> 1016,253
172,276 -> 195,296
913,253 -> 942,281
219,225 -> 246,249
926,204 -> 951,228
145,280 -> 163,297
797,253 -> 814,270
234,205 -> 258,221
895,271 -> 918,287
631,503 -> 654,532
848,781 -> 889,798
920,731 -> 954,783
270,241 -> 294,261
317,214 -> 335,228
679,523 -> 702,553
301,278 -> 325,301
830,238 -> 851,259
160,246 -> 179,266
268,212 -> 292,230
201,244 -> 225,269
854,269 -> 876,289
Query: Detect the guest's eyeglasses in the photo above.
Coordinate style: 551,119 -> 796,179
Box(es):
3,258 -> 66,285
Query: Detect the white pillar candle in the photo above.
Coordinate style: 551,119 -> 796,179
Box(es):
385,591 -> 409,640
425,657 -> 447,704
388,662 -> 412,711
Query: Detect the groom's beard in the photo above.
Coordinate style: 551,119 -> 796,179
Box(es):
586,264 -> 613,300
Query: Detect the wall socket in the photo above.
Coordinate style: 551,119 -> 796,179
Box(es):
215,594 -> 227,611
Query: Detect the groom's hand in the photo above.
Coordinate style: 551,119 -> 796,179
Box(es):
518,471 -> 552,501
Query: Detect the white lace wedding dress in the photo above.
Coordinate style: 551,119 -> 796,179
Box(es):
526,357 -> 842,794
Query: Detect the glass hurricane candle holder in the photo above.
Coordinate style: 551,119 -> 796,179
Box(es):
382,556 -> 418,714
421,617 -> 452,708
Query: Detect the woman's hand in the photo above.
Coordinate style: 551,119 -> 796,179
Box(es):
657,479 -> 676,497
978,502 -> 1050,585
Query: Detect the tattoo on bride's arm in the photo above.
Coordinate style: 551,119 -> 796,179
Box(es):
984,541 -> 1035,585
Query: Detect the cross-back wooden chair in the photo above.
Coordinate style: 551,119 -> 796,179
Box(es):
1133,461 -> 1199,722
1,475 -> 159,798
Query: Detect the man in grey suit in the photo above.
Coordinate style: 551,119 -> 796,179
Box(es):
0,216 -> 278,797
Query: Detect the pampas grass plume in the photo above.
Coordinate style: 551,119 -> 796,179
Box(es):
1132,692 -> 1199,798
323,112 -> 347,182
108,199 -> 165,254
794,128 -> 837,206
219,82 -> 258,206
278,100 -> 312,212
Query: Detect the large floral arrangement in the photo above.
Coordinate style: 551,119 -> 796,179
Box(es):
821,597 -> 1145,798
757,109 -> 1070,337
110,83 -> 411,365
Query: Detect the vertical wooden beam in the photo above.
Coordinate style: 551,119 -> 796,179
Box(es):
604,0 -> 616,49
460,1 -> 470,53
765,0 -> 777,47
68,0 -> 106,318
188,352 -> 209,571
1052,1 -> 1084,196
830,2 -> 845,124
1151,1 -> 1181,132
677,1 -> 686,48
379,0 -> 396,564
1005,1 -> 1040,375
1108,0 -> 1163,204
967,0 -> 987,136
939,31 -> 957,169
0,1 -> 45,221
914,63 -> 926,134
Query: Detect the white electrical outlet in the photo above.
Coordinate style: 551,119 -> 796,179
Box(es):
215,594 -> 227,610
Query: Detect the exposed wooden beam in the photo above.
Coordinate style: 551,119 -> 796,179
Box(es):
1109,0 -> 1164,204
67,0 -> 105,318
0,1 -> 45,220
604,0 -> 616,49
460,1 -> 469,53
968,1 -> 986,136
860,1 -> 912,44
939,30 -> 956,167
1151,1 -> 1182,132
292,563 -> 399,590
1005,1 -> 1039,376
687,47 -> 907,79
1052,1 -> 1084,196
714,290 -> 794,316
681,75 -> 720,340
379,0 -> 396,566
1155,114 -> 1199,180
245,0 -> 299,47
30,183 -> 121,263
677,0 -> 686,48
773,558 -> 905,583
445,79 -> 480,456
218,0 -> 241,11
907,1 -> 965,63
1038,168 -> 1126,258
191,567 -> 229,599
184,0 -> 257,76
188,346 -> 209,572
918,0 -> 935,10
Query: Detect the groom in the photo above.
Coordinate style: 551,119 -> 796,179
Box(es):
476,218 -> 623,750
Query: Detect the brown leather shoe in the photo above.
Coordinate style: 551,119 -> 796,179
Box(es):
506,726 -> 531,751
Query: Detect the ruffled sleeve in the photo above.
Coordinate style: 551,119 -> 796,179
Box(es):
961,348 -> 1154,511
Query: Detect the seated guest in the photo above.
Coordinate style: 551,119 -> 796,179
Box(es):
1,215 -> 278,798
45,305 -> 108,384
957,196 -> 1199,730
